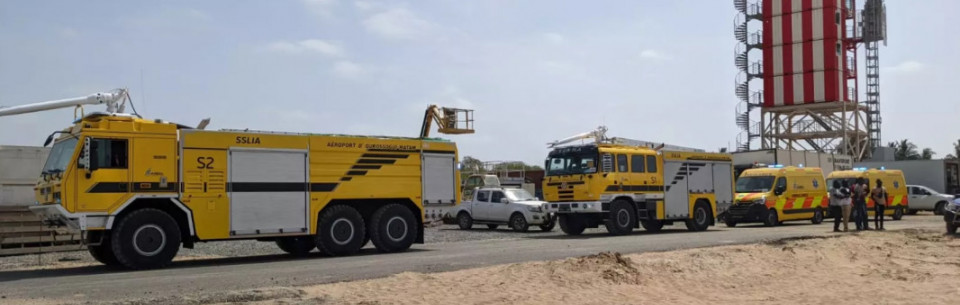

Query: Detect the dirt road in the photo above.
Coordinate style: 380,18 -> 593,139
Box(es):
0,215 -> 947,304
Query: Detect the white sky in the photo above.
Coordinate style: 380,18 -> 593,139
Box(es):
0,0 -> 957,164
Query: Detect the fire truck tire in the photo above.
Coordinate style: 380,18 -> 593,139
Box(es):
88,238 -> 120,267
316,205 -> 366,256
369,204 -> 418,253
811,208 -> 824,224
892,207 -> 904,221
641,220 -> 664,232
685,201 -> 712,232
558,214 -> 586,235
763,209 -> 779,227
276,236 -> 316,256
457,212 -> 473,230
110,208 -> 181,270
605,199 -> 636,235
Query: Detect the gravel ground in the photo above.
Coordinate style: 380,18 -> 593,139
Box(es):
0,222 -> 671,270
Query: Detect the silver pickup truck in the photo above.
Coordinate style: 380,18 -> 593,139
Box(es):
453,187 -> 555,232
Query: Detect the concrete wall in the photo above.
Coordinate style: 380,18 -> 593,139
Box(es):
0,145 -> 49,205
855,159 -> 960,194
733,149 -> 853,176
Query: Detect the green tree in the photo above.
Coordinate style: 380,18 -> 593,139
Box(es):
947,139 -> 960,159
888,140 -> 936,160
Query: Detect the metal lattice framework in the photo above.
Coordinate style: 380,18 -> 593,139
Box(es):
760,102 -> 870,159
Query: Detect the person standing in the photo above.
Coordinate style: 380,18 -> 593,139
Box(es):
831,180 -> 851,232
852,178 -> 871,231
872,179 -> 888,231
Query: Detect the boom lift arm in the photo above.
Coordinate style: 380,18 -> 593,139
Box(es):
419,105 -> 475,138
0,89 -> 130,117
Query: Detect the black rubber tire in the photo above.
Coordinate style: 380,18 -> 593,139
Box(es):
605,199 -> 636,235
457,212 -> 473,230
685,201 -> 712,232
315,205 -> 366,256
641,220 -> 664,233
724,220 -> 738,228
763,209 -> 779,227
558,214 -> 586,236
369,204 -> 418,253
892,206 -> 904,221
539,215 -> 557,232
935,202 -> 947,216
811,208 -> 824,224
109,208 -> 181,270
510,213 -> 529,232
88,237 -> 120,267
947,222 -> 958,235
487,224 -> 499,230
276,236 -> 317,256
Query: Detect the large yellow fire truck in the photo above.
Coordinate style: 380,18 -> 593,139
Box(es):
542,127 -> 734,236
0,89 -> 473,269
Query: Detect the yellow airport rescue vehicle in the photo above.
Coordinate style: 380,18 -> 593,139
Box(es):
726,165 -> 829,227
826,168 -> 909,220
0,89 -> 474,269
542,126 -> 735,235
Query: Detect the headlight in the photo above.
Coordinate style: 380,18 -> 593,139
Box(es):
527,206 -> 543,213
752,197 -> 766,205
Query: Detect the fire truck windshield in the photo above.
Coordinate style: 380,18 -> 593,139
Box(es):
546,147 -> 598,176
41,137 -> 78,175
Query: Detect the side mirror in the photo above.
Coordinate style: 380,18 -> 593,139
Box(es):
500,198 -> 510,204
43,134 -> 55,147
774,186 -> 786,195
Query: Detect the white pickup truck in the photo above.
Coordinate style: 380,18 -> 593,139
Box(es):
454,187 -> 555,232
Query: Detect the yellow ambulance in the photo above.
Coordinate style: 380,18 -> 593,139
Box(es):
725,166 -> 829,227
825,168 -> 909,220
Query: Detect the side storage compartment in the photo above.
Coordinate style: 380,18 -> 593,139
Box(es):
422,153 -> 457,220
229,149 -> 309,236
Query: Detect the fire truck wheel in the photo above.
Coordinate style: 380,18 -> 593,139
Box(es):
369,204 -> 418,253
457,212 -> 473,230
641,220 -> 663,233
110,208 -> 181,270
605,199 -> 636,235
276,236 -> 316,256
763,209 -> 779,227
811,208 -> 824,224
510,213 -> 529,232
892,207 -> 904,221
88,238 -> 120,267
558,214 -> 586,235
685,201 -> 712,232
316,205 -> 366,256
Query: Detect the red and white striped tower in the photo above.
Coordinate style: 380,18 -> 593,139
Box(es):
753,0 -> 870,160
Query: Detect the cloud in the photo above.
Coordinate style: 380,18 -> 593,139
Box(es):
639,49 -> 670,60
184,8 -> 211,21
542,33 -> 566,44
303,0 -> 338,18
59,27 -> 79,39
362,8 -> 437,40
332,60 -> 366,79
262,39 -> 344,57
884,60 -> 924,74
354,0 -> 382,11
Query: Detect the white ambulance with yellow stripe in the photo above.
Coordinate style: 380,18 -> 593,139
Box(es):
725,166 -> 829,227
826,168 -> 909,220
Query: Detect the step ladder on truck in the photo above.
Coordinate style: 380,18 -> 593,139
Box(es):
0,89 -> 474,269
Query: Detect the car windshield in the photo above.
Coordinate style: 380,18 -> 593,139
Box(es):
504,189 -> 536,201
41,137 -> 79,174
735,176 -> 775,193
546,146 -> 598,176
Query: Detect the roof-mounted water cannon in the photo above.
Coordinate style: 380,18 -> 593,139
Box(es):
0,88 -> 132,118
